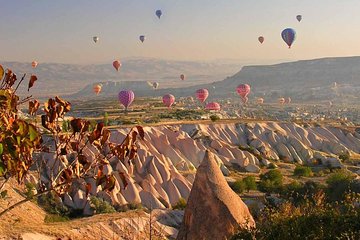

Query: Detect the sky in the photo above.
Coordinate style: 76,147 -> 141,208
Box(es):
1,0 -> 360,65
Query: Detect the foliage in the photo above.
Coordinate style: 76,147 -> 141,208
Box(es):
326,170 -> 356,202
90,196 -> 116,214
37,192 -> 71,217
103,112 -> 109,126
338,153 -> 350,162
293,165 -> 313,177
0,66 -> 41,183
173,198 -> 187,210
231,179 -> 246,194
210,114 -> 220,122
24,182 -> 37,199
243,176 -> 257,192
231,192 -> 360,240
258,169 -> 283,193
44,214 -> 69,223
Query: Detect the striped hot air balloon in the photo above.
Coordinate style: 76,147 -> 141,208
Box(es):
118,90 -> 135,111
281,28 -> 296,48
163,94 -> 175,108
195,88 -> 209,103
206,102 -> 221,111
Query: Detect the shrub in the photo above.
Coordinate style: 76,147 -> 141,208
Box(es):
267,163 -> 277,169
103,112 -> 109,126
243,176 -> 257,192
293,165 -> 313,177
339,153 -> 350,162
231,180 -> 246,194
44,214 -> 69,223
326,170 -> 355,202
210,114 -> 220,122
258,170 -> 283,193
90,196 -> 116,214
173,198 -> 187,210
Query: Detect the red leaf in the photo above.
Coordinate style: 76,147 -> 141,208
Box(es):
28,75 -> 37,91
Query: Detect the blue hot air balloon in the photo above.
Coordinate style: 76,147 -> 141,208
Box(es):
281,28 -> 296,48
139,35 -> 145,43
156,10 -> 162,19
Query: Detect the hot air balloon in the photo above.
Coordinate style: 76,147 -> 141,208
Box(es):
93,36 -> 99,43
156,10 -> 162,19
258,36 -> 264,44
257,98 -> 264,104
195,89 -> 209,103
113,60 -> 121,71
163,94 -> 175,108
180,74 -> 185,81
93,84 -> 102,95
147,81 -> 159,89
286,97 -> 292,104
296,15 -> 302,22
118,90 -> 135,111
206,102 -> 221,111
236,84 -> 251,99
281,28 -> 296,48
278,97 -> 286,104
31,61 -> 38,68
139,35 -> 146,43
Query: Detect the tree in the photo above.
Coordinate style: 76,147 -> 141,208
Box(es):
243,176 -> 257,192
258,169 -> 283,193
293,165 -> 313,177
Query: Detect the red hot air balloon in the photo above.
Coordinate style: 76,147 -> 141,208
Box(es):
163,94 -> 175,108
118,90 -> 135,111
32,61 -> 38,68
195,88 -> 209,103
180,74 -> 185,81
113,60 -> 121,71
237,84 -> 251,103
258,36 -> 264,44
206,102 -> 221,111
93,84 -> 102,95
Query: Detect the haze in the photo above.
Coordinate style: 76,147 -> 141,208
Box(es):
1,0 -> 360,64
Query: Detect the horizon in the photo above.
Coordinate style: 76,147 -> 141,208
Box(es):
2,1 -> 360,64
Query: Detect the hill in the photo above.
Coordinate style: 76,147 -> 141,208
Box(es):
70,56 -> 360,103
0,58 -> 239,98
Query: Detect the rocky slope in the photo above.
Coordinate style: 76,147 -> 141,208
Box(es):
37,122 -> 360,215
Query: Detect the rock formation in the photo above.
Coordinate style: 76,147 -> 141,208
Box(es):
176,151 -> 255,240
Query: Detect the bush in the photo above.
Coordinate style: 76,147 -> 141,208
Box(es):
326,170 -> 355,202
231,192 -> 360,240
293,165 -> 313,177
173,198 -> 187,210
267,163 -> 277,169
210,115 -> 220,122
231,180 -> 246,194
258,170 -> 283,193
44,214 -> 69,223
90,196 -> 116,214
243,176 -> 257,192
339,153 -> 350,162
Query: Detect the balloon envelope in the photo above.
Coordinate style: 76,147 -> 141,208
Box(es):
163,94 -> 175,108
156,10 -> 162,19
139,35 -> 145,43
258,36 -> 264,44
113,60 -> 121,71
153,82 -> 159,89
31,61 -> 38,68
118,90 -> 135,110
195,89 -> 209,103
279,97 -> 286,104
236,84 -> 251,99
206,102 -> 221,111
93,36 -> 99,43
296,15 -> 302,22
180,74 -> 185,81
281,28 -> 296,48
257,98 -> 264,104
93,84 -> 102,95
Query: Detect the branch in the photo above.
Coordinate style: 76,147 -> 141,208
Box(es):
0,178 -> 9,193
13,73 -> 26,94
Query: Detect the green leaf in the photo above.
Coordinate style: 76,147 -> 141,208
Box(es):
28,124 -> 38,141
0,162 -> 5,176
0,143 -> 3,155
